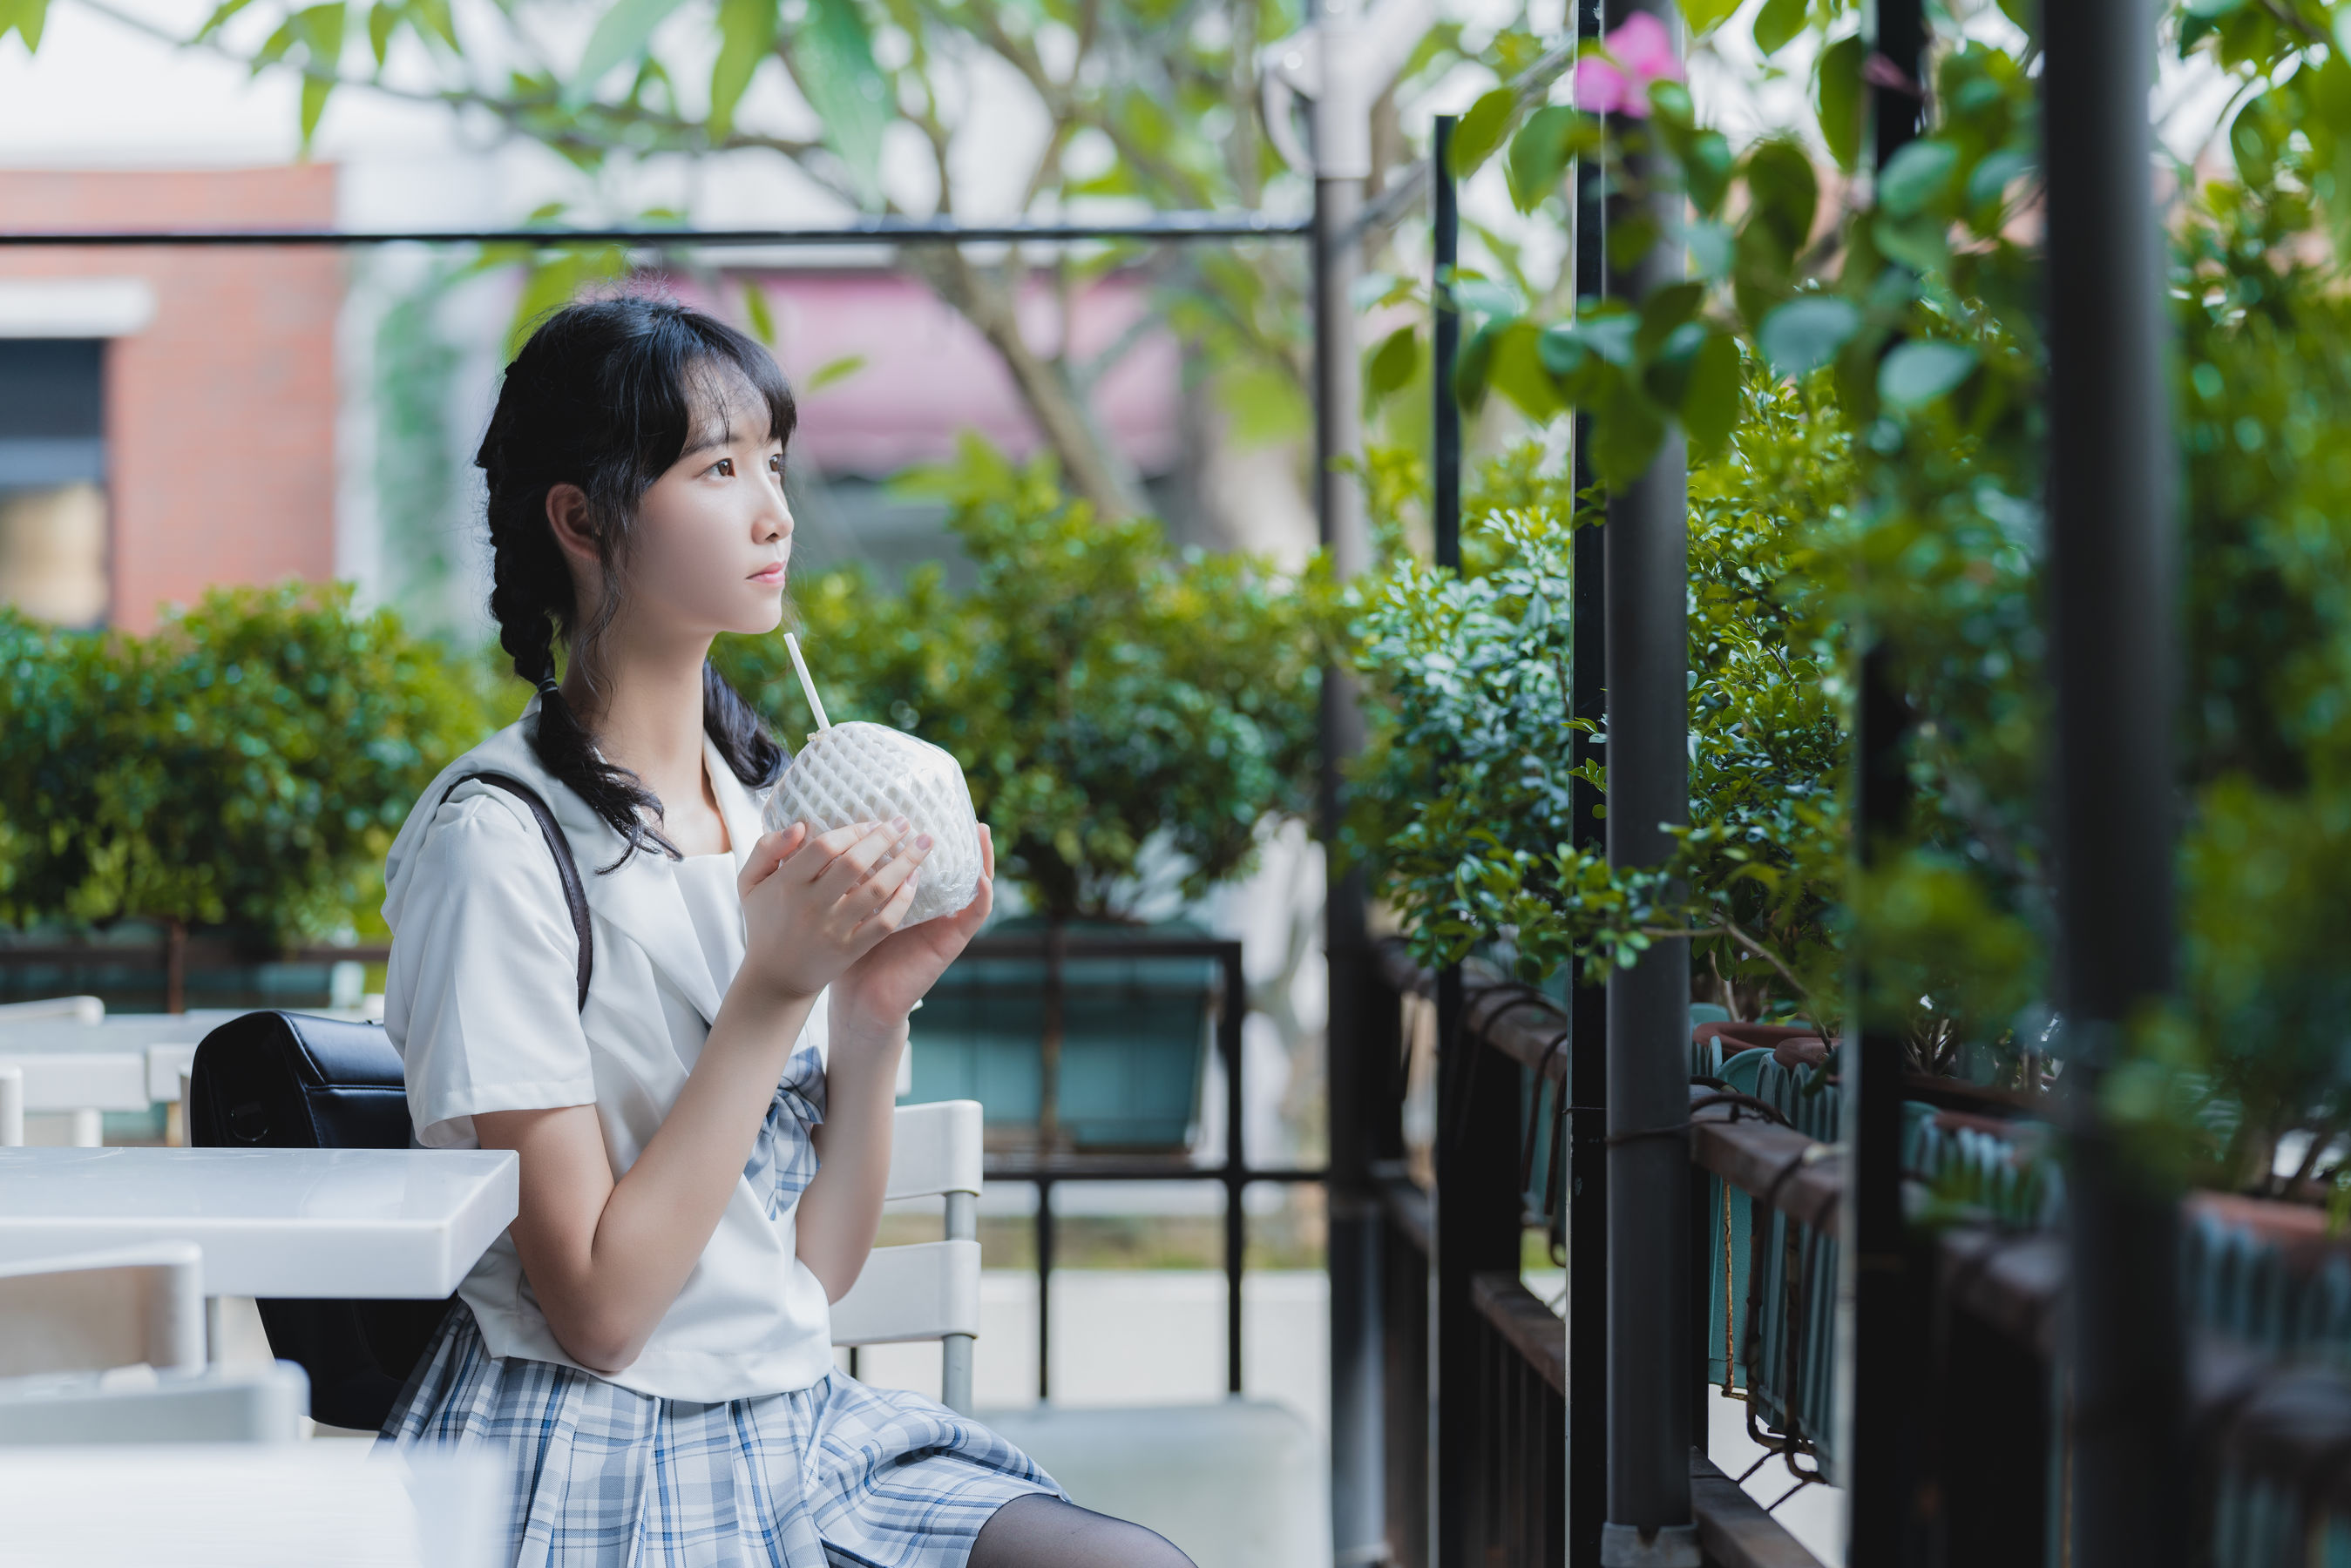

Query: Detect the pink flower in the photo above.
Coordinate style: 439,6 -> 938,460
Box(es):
1574,12 -> 1684,119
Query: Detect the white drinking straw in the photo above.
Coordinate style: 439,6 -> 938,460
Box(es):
784,632 -> 833,733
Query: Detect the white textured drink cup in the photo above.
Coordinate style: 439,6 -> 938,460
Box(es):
762,721 -> 985,927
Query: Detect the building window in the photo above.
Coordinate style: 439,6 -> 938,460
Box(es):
0,339 -> 108,626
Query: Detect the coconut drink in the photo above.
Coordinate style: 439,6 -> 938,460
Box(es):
761,634 -> 984,928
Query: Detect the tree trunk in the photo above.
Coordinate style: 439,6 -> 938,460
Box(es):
165,916 -> 187,1015
899,247 -> 1148,520
1039,916 -> 1066,1156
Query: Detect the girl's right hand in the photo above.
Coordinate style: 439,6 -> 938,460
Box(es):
734,818 -> 933,1007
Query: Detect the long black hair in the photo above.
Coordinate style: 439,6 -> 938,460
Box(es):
478,296 -> 792,868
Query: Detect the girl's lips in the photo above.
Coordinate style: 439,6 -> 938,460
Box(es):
749,564 -> 787,585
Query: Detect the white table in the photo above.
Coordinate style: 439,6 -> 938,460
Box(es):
0,1011 -> 362,1145
0,1148 -> 518,1300
0,1011 -> 242,1145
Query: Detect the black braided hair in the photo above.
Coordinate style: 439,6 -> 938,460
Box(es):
478,297 -> 792,869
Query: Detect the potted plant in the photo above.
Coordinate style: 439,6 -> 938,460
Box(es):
716,437 -> 1325,1150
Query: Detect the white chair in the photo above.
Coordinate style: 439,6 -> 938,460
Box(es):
0,1362 -> 309,1444
0,1010 -> 238,1146
0,1241 -> 308,1444
0,1242 -> 207,1378
830,1098 -> 983,1414
0,995 -> 104,1024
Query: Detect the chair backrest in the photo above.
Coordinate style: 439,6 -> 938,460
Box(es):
884,1098 -> 984,1201
0,1243 -> 206,1379
830,1098 -> 985,1413
0,996 -> 104,1025
0,1363 -> 308,1445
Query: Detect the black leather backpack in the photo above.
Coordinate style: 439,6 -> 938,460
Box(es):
187,771 -> 590,1432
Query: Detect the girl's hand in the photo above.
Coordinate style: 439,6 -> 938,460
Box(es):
734,818 -> 933,1009
831,822 -> 995,1033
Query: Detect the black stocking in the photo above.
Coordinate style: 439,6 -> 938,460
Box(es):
966,1494 -> 1196,1568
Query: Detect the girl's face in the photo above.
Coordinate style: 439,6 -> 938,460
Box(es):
625,368 -> 795,640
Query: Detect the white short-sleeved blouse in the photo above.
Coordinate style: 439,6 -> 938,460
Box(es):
379,706 -> 837,1402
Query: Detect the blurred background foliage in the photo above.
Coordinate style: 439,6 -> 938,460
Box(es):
715,434 -> 1329,921
0,585 -> 496,949
1339,0 -> 2351,1195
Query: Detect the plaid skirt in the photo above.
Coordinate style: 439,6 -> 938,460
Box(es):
379,1302 -> 1061,1568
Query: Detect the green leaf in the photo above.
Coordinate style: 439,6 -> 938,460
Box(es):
1588,391 -> 1666,490
193,0 -> 253,43
1740,136 -> 1819,267
1576,313 -> 1639,367
1678,0 -> 1740,31
2183,0 -> 2246,15
1606,213 -> 1661,275
566,0 -> 690,108
1451,87 -> 1516,179
1487,320 -> 1565,422
804,351 -> 866,391
1753,0 -> 1806,57
0,0 -> 45,47
1816,33 -> 1865,172
366,2 -> 393,65
1453,321 -> 1500,412
1758,296 -> 1860,378
742,281 -> 778,346
300,71 -> 334,145
1877,340 -> 1977,408
1635,280 -> 1705,355
1365,325 -> 1421,401
1537,325 -> 1586,376
1876,138 -> 1958,217
1964,147 -> 2032,212
1679,331 -> 1741,456
784,0 -> 891,206
710,0 -> 780,135
411,0 -> 456,50
295,2 -> 344,64
1506,105 -> 1590,214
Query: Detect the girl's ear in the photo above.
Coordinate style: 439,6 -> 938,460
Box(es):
545,483 -> 600,567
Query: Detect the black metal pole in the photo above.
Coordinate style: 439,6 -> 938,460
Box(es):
1566,0 -> 1610,1556
1841,0 -> 1927,1558
1424,116 -> 1525,1568
2043,0 -> 2185,1562
0,213 -> 1312,248
1433,113 -> 1463,573
1223,944 -> 1247,1396
1319,56 -> 1387,1565
1036,1176 -> 1054,1401
1600,2 -> 1694,1563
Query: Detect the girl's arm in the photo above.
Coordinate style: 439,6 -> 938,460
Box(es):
476,818 -> 929,1375
795,826 -> 996,1301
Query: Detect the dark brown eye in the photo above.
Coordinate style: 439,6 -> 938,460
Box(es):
714,458 -> 735,476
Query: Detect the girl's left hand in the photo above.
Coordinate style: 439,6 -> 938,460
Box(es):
829,823 -> 995,1033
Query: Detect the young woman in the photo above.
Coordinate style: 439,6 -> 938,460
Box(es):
376,298 -> 1193,1568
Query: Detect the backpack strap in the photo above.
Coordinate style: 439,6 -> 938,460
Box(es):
438,771 -> 593,1012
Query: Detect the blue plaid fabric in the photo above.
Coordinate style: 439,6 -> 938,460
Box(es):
382,1300 -> 1060,1568
382,1069 -> 1060,1566
743,1039 -> 828,1222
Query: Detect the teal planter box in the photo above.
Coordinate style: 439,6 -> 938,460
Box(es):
904,928 -> 1218,1152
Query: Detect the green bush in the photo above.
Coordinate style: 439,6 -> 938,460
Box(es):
715,437 -> 1328,922
0,584 -> 495,950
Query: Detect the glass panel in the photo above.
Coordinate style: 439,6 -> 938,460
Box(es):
0,480 -> 108,625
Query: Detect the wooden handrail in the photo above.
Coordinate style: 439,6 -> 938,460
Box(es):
1470,1273 -> 1565,1397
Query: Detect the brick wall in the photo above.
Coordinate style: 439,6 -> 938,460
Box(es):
0,167 -> 341,632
